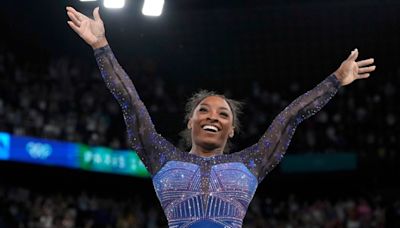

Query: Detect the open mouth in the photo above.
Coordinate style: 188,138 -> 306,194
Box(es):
202,125 -> 219,133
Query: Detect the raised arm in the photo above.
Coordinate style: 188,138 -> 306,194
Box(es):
240,49 -> 376,182
66,6 -> 178,175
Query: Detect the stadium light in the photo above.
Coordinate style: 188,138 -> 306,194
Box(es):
79,0 -> 97,2
142,0 -> 164,16
104,0 -> 125,9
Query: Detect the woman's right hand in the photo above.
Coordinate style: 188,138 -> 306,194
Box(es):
66,6 -> 108,49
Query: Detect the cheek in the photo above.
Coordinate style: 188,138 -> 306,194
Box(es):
188,115 -> 200,128
222,121 -> 234,134
191,120 -> 203,133
224,118 -> 234,128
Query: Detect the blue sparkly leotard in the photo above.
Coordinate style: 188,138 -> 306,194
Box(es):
94,45 -> 341,228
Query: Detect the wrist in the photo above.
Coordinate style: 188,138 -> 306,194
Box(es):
334,70 -> 345,86
91,36 -> 108,49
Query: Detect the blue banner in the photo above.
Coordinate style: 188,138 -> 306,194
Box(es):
0,132 -> 11,160
0,132 -> 150,178
8,135 -> 78,168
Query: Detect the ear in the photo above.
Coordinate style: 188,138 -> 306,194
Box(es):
187,118 -> 193,129
229,127 -> 235,138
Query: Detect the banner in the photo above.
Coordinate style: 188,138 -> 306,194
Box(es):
0,132 -> 11,160
0,132 -> 150,178
78,145 -> 149,177
280,153 -> 357,173
9,135 -> 78,168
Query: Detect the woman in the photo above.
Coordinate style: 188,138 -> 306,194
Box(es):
66,6 -> 376,228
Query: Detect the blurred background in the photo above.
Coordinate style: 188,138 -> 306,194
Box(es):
0,0 -> 399,227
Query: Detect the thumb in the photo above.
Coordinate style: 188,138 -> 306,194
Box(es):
93,7 -> 102,21
347,48 -> 359,61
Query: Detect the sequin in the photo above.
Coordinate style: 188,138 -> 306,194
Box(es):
94,45 -> 341,227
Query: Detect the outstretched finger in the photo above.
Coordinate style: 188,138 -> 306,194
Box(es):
358,73 -> 370,79
67,21 -> 82,35
357,58 -> 374,67
66,7 -> 81,20
93,7 -> 102,22
66,6 -> 88,21
67,11 -> 81,27
359,65 -> 376,74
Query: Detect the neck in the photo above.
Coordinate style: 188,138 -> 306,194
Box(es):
189,145 -> 224,158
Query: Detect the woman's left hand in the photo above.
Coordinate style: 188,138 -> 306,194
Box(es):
334,49 -> 376,86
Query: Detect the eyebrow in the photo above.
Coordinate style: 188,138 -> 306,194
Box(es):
199,103 -> 231,111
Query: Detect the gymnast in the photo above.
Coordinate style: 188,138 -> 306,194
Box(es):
66,6 -> 376,228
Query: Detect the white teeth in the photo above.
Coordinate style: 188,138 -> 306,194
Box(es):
202,125 -> 218,132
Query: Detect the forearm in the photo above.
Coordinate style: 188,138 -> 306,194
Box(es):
255,74 -> 341,178
290,74 -> 341,122
94,45 -> 141,108
93,45 -> 157,144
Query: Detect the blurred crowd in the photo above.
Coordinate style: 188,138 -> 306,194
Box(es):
1,1 -> 399,227
1,185 -> 398,228
0,45 -> 398,161
0,47 -> 399,227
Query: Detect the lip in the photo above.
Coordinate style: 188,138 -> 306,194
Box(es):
201,124 -> 221,133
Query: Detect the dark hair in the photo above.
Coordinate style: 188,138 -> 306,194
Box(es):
180,90 -> 243,152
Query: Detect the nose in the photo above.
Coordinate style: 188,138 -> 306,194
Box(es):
206,111 -> 219,121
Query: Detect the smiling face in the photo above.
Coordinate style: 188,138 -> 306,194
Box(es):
188,96 -> 235,155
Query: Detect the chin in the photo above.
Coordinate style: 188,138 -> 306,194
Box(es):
197,139 -> 222,151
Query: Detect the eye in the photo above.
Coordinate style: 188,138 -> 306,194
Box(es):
220,112 -> 229,117
199,107 -> 208,112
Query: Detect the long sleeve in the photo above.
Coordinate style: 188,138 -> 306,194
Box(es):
94,45 -> 179,175
238,74 -> 341,182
